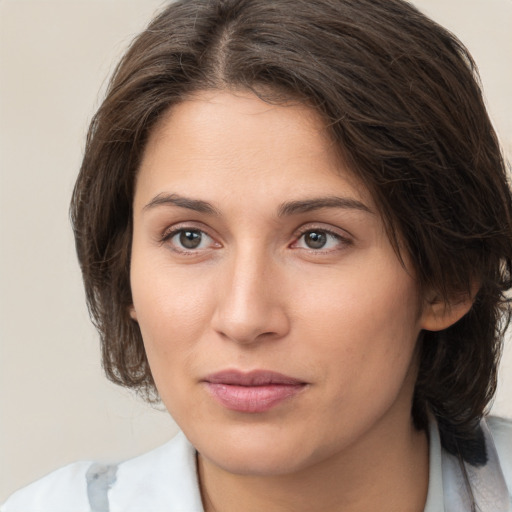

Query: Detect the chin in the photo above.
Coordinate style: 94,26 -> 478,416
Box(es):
202,445 -> 315,477
190,422 -> 324,477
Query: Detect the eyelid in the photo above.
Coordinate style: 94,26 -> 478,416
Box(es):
295,222 -> 352,239
160,220 -> 213,240
291,223 -> 353,251
160,222 -> 221,252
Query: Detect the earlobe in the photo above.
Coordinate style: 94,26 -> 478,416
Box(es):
129,305 -> 138,321
420,293 -> 475,332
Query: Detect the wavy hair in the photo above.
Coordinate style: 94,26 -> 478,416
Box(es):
71,0 -> 512,465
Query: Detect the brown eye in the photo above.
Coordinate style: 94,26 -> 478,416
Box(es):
179,230 -> 203,249
293,228 -> 348,252
164,228 -> 216,252
161,226 -> 222,256
303,231 -> 328,249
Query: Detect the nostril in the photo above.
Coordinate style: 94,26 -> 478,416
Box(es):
210,259 -> 290,344
212,304 -> 290,345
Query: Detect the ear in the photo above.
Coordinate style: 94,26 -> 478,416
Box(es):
420,287 -> 476,332
129,305 -> 138,321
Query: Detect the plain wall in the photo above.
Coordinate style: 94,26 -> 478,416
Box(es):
1,0 -> 511,502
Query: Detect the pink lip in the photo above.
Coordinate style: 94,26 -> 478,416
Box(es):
203,370 -> 307,413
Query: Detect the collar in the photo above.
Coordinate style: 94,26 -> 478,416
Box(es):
424,416 -> 511,512
108,418 -> 511,511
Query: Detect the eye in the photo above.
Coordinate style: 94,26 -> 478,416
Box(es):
163,228 -> 217,252
293,229 -> 348,251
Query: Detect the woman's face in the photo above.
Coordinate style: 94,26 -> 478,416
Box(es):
130,90 -> 431,476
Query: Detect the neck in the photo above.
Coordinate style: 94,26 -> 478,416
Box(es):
198,418 -> 429,512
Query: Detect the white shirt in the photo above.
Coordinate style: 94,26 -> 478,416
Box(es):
2,416 -> 512,512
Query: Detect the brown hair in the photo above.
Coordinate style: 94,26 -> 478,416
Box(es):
71,0 -> 512,464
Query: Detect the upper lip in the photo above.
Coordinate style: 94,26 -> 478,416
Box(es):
203,370 -> 305,386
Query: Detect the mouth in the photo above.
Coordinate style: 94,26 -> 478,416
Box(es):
202,370 -> 308,413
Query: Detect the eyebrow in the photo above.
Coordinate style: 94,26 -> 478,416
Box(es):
143,193 -> 220,215
143,193 -> 372,217
277,196 -> 372,216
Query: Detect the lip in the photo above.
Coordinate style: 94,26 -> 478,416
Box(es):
202,370 -> 307,413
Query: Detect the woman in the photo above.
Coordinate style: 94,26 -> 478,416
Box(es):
3,0 -> 512,510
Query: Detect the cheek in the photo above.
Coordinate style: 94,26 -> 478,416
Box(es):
129,254 -> 216,372
130,269 -> 212,418
299,257 -> 419,331
296,257 -> 421,387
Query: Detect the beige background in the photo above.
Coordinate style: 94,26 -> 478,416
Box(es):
1,0 -> 511,502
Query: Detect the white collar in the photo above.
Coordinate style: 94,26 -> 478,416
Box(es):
425,417 -> 511,512
106,418 -> 511,511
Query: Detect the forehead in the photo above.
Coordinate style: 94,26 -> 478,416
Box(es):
137,90 -> 373,210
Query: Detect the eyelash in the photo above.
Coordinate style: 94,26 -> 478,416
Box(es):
159,225 -> 352,254
292,226 -> 352,252
160,225 -> 218,254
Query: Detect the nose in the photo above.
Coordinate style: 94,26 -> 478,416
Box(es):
211,249 -> 290,345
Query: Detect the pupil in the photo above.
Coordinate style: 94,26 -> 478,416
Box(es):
306,231 -> 326,249
180,230 -> 202,249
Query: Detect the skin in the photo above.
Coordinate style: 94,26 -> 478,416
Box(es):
130,90 -> 471,512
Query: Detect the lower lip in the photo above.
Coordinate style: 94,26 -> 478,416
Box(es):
205,383 -> 305,413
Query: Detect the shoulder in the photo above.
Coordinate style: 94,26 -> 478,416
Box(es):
486,416 -> 512,492
108,431 -> 204,511
0,460 -> 92,512
1,432 -> 203,512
